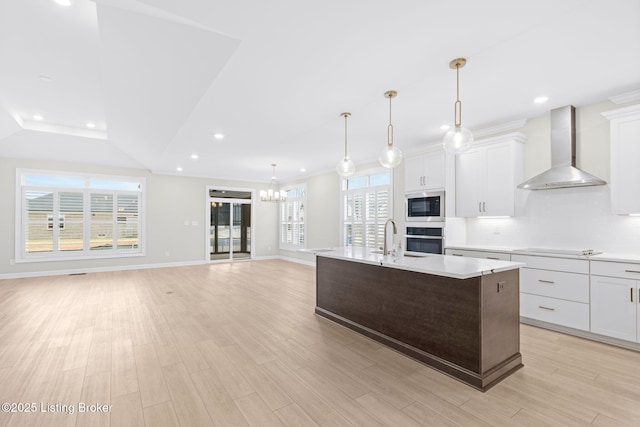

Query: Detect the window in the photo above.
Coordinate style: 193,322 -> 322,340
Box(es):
16,170 -> 144,262
341,169 -> 392,249
279,185 -> 306,249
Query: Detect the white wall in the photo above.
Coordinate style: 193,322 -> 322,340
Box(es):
465,99 -> 640,253
0,157 -> 279,277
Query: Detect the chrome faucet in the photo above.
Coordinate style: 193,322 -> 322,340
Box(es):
383,219 -> 397,256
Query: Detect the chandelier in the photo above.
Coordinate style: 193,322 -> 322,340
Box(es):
260,164 -> 286,202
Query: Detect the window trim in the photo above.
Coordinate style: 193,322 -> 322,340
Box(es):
279,183 -> 307,251
339,167 -> 393,248
15,168 -> 146,263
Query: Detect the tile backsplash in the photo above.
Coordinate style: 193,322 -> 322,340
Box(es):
464,185 -> 640,253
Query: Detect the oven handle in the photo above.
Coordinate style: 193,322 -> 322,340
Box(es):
404,235 -> 444,240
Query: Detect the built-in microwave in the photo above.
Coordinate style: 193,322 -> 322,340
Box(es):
405,191 -> 444,222
405,225 -> 444,255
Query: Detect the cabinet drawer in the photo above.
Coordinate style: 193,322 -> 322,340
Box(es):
521,294 -> 589,331
591,260 -> 640,280
511,254 -> 589,274
445,249 -> 510,261
520,268 -> 589,303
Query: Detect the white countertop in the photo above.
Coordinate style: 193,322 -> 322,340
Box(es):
312,247 -> 524,280
590,253 -> 640,264
446,245 -> 520,254
446,245 -> 640,263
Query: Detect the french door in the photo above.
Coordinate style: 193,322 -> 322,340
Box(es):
209,197 -> 251,261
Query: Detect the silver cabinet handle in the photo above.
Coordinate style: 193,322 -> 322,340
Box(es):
486,257 -> 500,260
625,269 -> 640,274
451,253 -> 464,257
479,202 -> 482,212
538,306 -> 555,311
631,288 -> 634,303
483,202 -> 486,212
538,280 -> 555,284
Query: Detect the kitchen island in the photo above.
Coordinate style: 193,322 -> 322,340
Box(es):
315,247 -> 524,391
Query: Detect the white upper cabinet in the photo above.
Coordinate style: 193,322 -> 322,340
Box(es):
603,104 -> 640,215
455,133 -> 525,217
405,150 -> 446,192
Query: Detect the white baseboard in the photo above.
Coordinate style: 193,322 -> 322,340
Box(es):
0,260 -> 209,280
0,255 -> 317,280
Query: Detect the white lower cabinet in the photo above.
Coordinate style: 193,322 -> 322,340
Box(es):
590,261 -> 640,342
512,254 -> 590,331
520,294 -> 590,331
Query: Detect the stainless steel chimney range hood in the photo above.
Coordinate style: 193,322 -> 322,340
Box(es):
517,105 -> 606,190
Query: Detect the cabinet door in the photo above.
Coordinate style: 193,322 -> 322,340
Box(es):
404,155 -> 424,192
455,149 -> 483,217
484,143 -> 515,216
609,111 -> 640,214
590,276 -> 637,341
423,151 -> 445,190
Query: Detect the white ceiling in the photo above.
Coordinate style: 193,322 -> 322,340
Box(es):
1,0 -> 639,182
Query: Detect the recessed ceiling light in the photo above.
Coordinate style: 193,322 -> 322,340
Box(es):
86,122 -> 95,128
191,154 -> 199,159
54,0 -> 72,6
440,124 -> 450,131
176,166 -> 183,172
33,115 -> 43,121
533,96 -> 549,104
299,168 -> 306,172
213,133 -> 224,140
38,75 -> 53,83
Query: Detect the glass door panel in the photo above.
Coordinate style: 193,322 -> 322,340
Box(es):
210,196 -> 251,261
211,202 -> 231,260
233,203 -> 251,259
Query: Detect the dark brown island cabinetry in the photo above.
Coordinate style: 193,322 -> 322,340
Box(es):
315,255 -> 523,391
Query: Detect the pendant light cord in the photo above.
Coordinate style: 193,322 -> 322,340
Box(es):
344,113 -> 348,158
454,62 -> 462,128
387,93 -> 394,148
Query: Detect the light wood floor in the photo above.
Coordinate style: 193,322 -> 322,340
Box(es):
1,260 -> 640,426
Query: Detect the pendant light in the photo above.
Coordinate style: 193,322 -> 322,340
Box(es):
336,112 -> 356,177
379,90 -> 403,168
443,58 -> 474,154
260,164 -> 286,202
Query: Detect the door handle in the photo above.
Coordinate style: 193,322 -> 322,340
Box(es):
538,306 -> 555,311
482,202 -> 486,212
625,269 -> 640,274
479,202 -> 482,212
631,288 -> 634,303
538,280 -> 555,284
486,257 -> 500,260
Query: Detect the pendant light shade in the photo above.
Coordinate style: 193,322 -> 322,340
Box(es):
379,90 -> 403,168
260,164 -> 286,202
443,58 -> 474,154
336,112 -> 356,177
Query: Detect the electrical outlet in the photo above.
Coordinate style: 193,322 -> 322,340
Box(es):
497,281 -> 506,293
